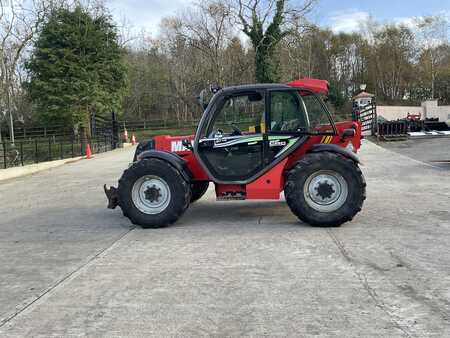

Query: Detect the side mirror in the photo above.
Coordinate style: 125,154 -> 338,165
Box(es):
341,128 -> 355,139
182,139 -> 193,151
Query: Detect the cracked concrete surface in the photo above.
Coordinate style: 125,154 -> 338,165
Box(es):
0,141 -> 449,337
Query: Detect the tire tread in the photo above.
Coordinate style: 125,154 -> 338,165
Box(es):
117,159 -> 191,228
285,152 -> 366,227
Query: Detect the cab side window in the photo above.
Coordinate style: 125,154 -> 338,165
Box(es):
270,91 -> 308,133
211,92 -> 265,136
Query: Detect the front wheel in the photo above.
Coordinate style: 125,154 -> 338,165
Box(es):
117,159 -> 191,228
285,152 -> 366,227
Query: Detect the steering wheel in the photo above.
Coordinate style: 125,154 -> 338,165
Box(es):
230,123 -> 242,136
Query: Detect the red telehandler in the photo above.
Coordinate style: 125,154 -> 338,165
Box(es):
105,79 -> 366,228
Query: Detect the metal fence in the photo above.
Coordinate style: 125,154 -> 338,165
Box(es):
1,119 -> 199,141
1,135 -> 117,169
2,125 -> 74,140
118,119 -> 199,132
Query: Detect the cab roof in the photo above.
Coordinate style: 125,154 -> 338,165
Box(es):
220,78 -> 329,95
220,83 -> 289,94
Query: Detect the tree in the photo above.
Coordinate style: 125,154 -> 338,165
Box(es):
26,6 -> 126,138
415,15 -> 450,99
234,0 -> 315,83
181,0 -> 233,85
0,0 -> 56,143
159,16 -> 206,122
372,25 -> 416,101
223,37 -> 254,85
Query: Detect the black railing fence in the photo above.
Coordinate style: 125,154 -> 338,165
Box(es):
1,125 -> 74,140
0,118 -> 198,141
117,119 -> 199,132
0,135 -> 117,169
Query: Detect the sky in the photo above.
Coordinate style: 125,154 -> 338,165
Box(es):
108,0 -> 450,36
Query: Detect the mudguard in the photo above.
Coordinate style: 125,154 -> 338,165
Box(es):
309,143 -> 360,164
133,139 -> 155,162
137,150 -> 192,182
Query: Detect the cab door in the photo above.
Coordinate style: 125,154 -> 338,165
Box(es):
196,91 -> 266,182
264,89 -> 310,163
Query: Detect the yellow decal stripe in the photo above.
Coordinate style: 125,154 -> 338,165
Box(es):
321,136 -> 334,144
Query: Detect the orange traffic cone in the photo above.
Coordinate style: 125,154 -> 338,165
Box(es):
131,134 -> 137,145
123,128 -> 129,142
86,143 -> 92,159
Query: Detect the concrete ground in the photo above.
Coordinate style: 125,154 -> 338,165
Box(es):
378,137 -> 450,169
0,141 -> 449,337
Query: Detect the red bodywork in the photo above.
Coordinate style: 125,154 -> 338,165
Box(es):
287,78 -> 329,94
150,79 -> 362,200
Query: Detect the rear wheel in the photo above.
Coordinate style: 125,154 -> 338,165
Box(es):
285,152 -> 366,227
190,181 -> 209,203
118,159 -> 191,228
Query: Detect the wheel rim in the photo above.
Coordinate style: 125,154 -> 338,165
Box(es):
132,175 -> 171,214
303,170 -> 348,213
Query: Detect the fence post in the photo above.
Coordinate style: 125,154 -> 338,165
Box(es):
111,111 -> 119,150
71,138 -> 74,158
20,142 -> 23,166
60,141 -> 63,159
35,139 -> 38,163
2,142 -> 6,169
48,138 -> 52,161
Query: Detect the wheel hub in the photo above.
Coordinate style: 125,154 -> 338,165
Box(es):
304,170 -> 348,213
144,185 -> 162,203
131,175 -> 171,214
315,180 -> 335,200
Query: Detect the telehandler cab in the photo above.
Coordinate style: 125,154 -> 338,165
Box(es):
105,79 -> 366,228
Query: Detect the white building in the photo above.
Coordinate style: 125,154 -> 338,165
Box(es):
353,91 -> 375,108
377,100 -> 450,125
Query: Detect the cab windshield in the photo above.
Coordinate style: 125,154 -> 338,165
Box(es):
269,89 -> 335,135
299,91 -> 335,134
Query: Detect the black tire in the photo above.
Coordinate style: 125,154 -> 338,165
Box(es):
117,159 -> 191,228
190,181 -> 209,203
284,151 -> 366,227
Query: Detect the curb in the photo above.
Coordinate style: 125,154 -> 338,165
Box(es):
0,156 -> 84,182
0,145 -> 136,182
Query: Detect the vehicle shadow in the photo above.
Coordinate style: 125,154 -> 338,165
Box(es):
178,199 -> 307,229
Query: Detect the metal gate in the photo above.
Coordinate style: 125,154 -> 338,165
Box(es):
352,102 -> 377,135
90,111 -> 120,149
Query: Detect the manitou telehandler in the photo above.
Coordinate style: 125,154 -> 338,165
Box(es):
105,79 -> 366,228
